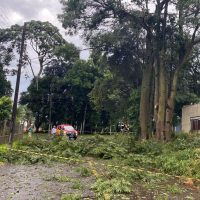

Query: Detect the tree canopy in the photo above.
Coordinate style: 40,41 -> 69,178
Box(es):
0,96 -> 12,122
59,0 -> 200,140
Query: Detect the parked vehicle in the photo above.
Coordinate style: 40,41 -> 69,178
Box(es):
56,124 -> 78,139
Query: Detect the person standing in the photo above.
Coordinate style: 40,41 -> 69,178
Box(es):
60,127 -> 64,136
51,126 -> 56,137
28,125 -> 33,138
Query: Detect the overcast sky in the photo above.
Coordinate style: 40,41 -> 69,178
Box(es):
0,0 -> 89,97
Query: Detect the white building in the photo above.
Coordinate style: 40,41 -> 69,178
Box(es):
182,103 -> 200,133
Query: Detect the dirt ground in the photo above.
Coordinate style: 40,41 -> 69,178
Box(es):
0,162 -> 96,200
0,161 -> 200,200
130,179 -> 200,200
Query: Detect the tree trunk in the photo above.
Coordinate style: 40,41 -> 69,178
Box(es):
139,67 -> 152,139
156,65 -> 166,140
34,118 -> 41,133
149,69 -> 155,138
164,1 -> 183,140
165,71 -> 178,140
153,61 -> 159,136
165,99 -> 174,140
164,7 -> 184,140
35,125 -> 40,133
139,32 -> 153,139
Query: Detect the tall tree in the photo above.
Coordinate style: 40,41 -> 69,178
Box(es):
1,21 -> 67,83
24,21 -> 66,79
20,42 -> 80,131
59,0 -> 200,140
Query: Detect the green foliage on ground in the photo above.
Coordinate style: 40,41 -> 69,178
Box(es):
92,178 -> 132,199
75,166 -> 92,177
44,174 -> 71,182
1,133 -> 200,199
1,133 -> 200,180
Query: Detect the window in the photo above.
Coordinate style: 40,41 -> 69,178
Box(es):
191,118 -> 200,131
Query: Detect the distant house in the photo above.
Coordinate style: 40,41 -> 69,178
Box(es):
182,103 -> 200,133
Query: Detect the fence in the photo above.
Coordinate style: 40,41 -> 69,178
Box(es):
0,121 -> 23,144
0,133 -> 24,144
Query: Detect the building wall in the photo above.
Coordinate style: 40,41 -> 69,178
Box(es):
182,104 -> 200,133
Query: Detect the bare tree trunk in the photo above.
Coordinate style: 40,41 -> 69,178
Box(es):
139,68 -> 152,139
154,62 -> 159,123
80,123 -> 83,134
165,70 -> 178,140
139,32 -> 154,140
149,69 -> 155,138
156,64 -> 166,140
165,100 -> 174,140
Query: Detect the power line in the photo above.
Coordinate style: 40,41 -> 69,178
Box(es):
27,47 -> 91,61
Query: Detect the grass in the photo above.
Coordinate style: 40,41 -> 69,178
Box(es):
71,180 -> 83,190
166,184 -> 184,194
43,174 -> 71,182
75,166 -> 92,177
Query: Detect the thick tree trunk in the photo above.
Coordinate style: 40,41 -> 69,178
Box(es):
165,71 -> 178,140
156,65 -> 166,140
164,6 -> 184,139
35,125 -> 40,133
149,69 -> 155,138
165,100 -> 174,140
153,61 -> 159,135
139,32 -> 153,140
165,44 -> 193,139
34,117 -> 41,133
139,65 -> 153,139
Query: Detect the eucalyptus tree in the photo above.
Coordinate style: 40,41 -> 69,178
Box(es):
24,21 -> 65,79
59,0 -> 200,140
0,21 -> 67,83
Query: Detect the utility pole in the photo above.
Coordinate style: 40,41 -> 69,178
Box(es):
82,104 -> 87,134
48,92 -> 52,135
9,22 -> 26,146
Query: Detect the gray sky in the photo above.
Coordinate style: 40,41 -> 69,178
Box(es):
0,0 -> 89,97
